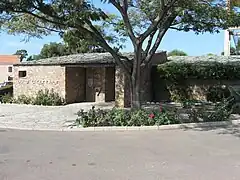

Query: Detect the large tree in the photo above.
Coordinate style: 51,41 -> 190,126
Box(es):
1,0 -> 240,108
14,49 -> 28,62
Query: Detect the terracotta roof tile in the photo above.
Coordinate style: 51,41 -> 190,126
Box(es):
0,55 -> 20,65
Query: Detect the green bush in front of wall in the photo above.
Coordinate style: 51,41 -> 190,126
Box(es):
33,89 -> 65,106
158,61 -> 240,81
157,61 -> 240,102
1,89 -> 66,106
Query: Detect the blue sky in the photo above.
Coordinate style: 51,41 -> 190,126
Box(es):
0,1 -> 226,56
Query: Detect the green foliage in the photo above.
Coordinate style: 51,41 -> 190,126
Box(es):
206,86 -> 231,103
13,95 -> 32,104
0,93 -> 13,103
158,62 -> 238,102
33,89 -> 65,106
158,61 -> 240,81
14,49 -> 28,62
10,89 -> 65,106
75,103 -> 232,128
75,106 -> 181,127
167,49 -> 188,57
187,102 -> 232,123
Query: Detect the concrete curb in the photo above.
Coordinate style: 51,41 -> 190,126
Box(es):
1,120 -> 240,132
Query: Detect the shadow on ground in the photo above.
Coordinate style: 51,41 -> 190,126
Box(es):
180,122 -> 240,138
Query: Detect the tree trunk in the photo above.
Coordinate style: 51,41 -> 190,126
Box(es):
130,75 -> 141,109
130,44 -> 142,109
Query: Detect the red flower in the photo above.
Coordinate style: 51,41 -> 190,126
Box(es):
159,105 -> 162,112
149,113 -> 155,119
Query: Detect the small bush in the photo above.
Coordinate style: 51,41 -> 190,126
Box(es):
206,85 -> 231,103
0,93 -> 13,103
5,89 -> 65,106
33,89 -> 65,106
13,95 -> 33,104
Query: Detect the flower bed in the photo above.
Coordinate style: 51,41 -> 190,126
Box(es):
75,102 -> 232,128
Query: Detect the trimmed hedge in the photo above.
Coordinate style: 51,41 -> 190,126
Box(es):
157,61 -> 239,102
158,61 -> 240,81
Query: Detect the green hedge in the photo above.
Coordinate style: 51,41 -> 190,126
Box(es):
158,61 -> 240,81
157,61 -> 238,102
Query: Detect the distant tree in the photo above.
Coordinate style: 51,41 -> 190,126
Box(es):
207,53 -> 216,56
168,49 -> 188,56
14,49 -> 28,62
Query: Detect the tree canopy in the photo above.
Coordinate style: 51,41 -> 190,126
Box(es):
168,49 -> 188,56
14,49 -> 28,62
1,0 -> 240,108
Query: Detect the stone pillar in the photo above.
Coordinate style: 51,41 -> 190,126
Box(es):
115,67 -> 131,107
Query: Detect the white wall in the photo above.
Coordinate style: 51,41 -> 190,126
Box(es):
0,65 -> 13,83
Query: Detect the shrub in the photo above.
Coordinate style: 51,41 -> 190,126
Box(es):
75,106 -> 181,127
5,89 -> 65,106
0,85 -> 13,96
75,102 -> 232,128
33,89 -> 65,106
0,93 -> 13,103
206,85 -> 231,103
13,95 -> 33,104
76,106 -> 111,127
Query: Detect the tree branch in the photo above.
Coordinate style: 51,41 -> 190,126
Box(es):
140,0 -> 179,42
108,0 -> 136,44
85,20 -> 131,75
143,29 -> 157,59
142,16 -> 176,66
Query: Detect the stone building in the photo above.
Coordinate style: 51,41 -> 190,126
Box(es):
0,55 -> 20,84
13,52 -> 167,107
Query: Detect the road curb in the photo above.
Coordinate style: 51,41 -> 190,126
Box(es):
1,120 -> 240,132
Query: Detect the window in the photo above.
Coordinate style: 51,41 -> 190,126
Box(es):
8,67 -> 12,72
8,76 -> 13,81
19,71 -> 27,78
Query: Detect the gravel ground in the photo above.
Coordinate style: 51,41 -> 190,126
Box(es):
0,102 -> 114,130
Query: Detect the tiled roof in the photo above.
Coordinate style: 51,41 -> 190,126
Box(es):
16,53 -> 134,65
15,52 -> 166,66
0,55 -> 20,65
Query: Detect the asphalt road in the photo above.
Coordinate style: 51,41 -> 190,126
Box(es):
1,127 -> 240,180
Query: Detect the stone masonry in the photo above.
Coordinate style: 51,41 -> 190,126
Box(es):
14,65 -> 115,104
13,65 -> 66,99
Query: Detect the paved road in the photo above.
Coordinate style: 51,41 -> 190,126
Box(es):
1,128 -> 240,180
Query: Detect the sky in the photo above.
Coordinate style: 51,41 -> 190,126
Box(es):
0,1 -> 228,56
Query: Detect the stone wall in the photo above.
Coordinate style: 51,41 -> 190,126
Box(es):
65,67 -> 86,103
13,65 -> 66,99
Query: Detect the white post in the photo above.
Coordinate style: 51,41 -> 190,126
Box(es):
224,29 -> 231,56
